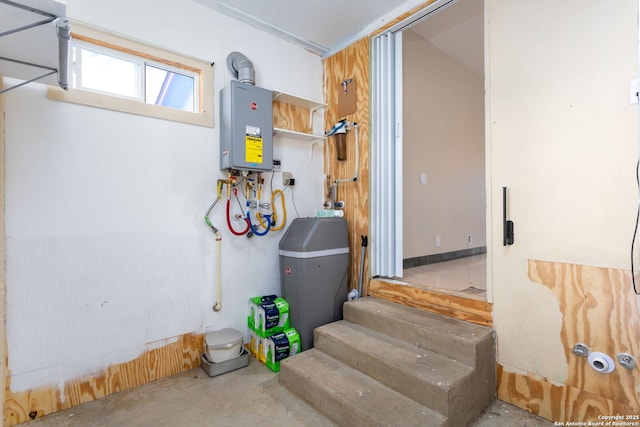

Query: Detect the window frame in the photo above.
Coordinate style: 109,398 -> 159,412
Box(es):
48,21 -> 214,128
73,38 -> 144,102
143,60 -> 199,112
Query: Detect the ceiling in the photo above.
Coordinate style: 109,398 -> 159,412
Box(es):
409,0 -> 483,76
199,0 -> 483,75
0,0 -> 483,92
198,0 -> 417,56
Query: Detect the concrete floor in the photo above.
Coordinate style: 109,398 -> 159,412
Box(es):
22,356 -> 553,427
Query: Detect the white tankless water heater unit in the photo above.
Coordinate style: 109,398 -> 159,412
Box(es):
220,80 -> 273,172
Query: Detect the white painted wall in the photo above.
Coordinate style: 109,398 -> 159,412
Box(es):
488,0 -> 638,381
402,29 -> 485,259
3,0 -> 324,394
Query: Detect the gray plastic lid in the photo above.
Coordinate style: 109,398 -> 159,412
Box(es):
279,217 -> 348,252
205,328 -> 243,349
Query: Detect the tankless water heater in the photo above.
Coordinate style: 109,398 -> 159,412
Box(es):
220,80 -> 273,172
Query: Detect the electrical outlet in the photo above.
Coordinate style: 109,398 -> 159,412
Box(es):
283,172 -> 293,186
467,234 -> 473,246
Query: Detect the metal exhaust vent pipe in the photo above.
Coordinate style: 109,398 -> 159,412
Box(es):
226,52 -> 255,85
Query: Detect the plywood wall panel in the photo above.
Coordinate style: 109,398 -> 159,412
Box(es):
498,364 -> 638,423
4,333 -> 202,426
528,260 -> 640,409
369,279 -> 493,326
499,260 -> 640,421
272,101 -> 309,133
323,38 -> 370,295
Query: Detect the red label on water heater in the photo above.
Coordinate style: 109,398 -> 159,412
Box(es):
251,102 -> 257,110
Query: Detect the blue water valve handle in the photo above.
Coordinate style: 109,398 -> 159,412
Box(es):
325,119 -> 347,136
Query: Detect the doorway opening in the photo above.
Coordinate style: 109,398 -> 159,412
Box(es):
400,0 -> 487,301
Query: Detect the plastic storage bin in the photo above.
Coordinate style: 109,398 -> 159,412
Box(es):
205,328 -> 244,363
201,348 -> 249,377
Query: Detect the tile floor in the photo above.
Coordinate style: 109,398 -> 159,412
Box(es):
22,356 -> 553,427
402,254 -> 487,300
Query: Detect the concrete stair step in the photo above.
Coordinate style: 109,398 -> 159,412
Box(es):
279,348 -> 446,427
344,297 -> 494,367
314,320 -> 473,419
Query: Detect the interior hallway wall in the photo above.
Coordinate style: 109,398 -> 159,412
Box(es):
402,29 -> 485,260
488,0 -> 640,419
2,0 -> 323,423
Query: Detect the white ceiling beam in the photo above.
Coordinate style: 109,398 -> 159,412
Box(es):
211,1 -> 328,56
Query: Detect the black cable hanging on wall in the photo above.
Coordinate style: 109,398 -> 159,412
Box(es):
631,161 -> 640,295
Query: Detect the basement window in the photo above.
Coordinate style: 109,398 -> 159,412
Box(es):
48,22 -> 214,127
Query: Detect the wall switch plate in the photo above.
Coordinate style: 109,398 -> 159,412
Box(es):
283,172 -> 293,186
631,79 -> 639,104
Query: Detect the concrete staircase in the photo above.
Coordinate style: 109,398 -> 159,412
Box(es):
279,297 -> 496,427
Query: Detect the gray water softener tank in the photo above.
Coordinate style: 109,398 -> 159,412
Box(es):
279,217 -> 349,351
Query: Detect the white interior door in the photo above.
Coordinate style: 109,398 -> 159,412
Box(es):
370,31 -> 403,278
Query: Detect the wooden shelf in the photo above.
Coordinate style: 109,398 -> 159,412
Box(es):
273,127 -> 326,143
272,89 -> 326,142
272,90 -> 326,111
